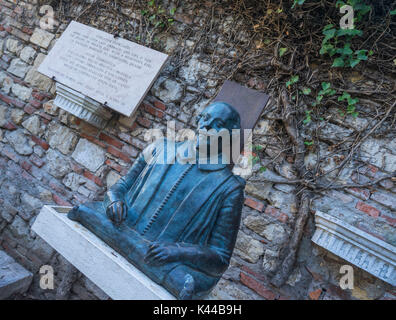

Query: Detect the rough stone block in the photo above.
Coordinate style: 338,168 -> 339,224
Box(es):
7,58 -> 30,78
0,250 -> 32,299
29,28 -> 54,49
72,138 -> 105,172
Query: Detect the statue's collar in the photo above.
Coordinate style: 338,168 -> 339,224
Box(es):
176,141 -> 229,171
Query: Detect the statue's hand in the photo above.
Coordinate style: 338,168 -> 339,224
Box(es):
145,242 -> 182,266
106,200 -> 127,225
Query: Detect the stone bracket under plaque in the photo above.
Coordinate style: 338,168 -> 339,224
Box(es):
54,82 -> 113,129
312,211 -> 396,286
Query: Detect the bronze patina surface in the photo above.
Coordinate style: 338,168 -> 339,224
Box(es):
68,102 -> 246,299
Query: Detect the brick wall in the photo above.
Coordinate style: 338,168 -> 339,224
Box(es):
0,0 -> 394,300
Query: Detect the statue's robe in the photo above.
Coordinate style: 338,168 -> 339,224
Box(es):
68,139 -> 245,298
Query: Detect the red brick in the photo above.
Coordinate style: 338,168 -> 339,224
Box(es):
47,179 -> 69,196
83,170 -> 103,187
359,164 -> 378,178
382,215 -> 396,227
137,116 -> 151,128
144,103 -> 164,118
29,98 -> 41,108
264,206 -> 289,223
355,201 -> 380,218
241,266 -> 266,282
71,162 -> 84,174
347,187 -> 370,200
81,133 -> 106,148
107,146 -> 131,163
0,92 -> 24,107
20,160 -> 32,172
52,194 -> 72,206
24,104 -> 36,114
99,132 -> 124,149
29,154 -> 45,168
244,197 -> 264,212
32,91 -> 46,101
240,272 -> 276,300
3,121 -> 17,130
309,288 -> 322,300
21,26 -> 33,35
2,147 -> 18,162
9,28 -> 30,42
75,119 -> 100,135
153,100 -> 166,111
21,169 -> 34,182
31,135 -> 49,150
105,159 -> 123,173
39,111 -> 52,121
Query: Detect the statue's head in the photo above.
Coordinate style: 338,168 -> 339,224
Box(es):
195,102 -> 241,157
196,102 -> 241,133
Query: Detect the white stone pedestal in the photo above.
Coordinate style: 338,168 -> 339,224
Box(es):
32,205 -> 175,300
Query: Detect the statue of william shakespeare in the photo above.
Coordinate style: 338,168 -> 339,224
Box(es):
68,102 -> 246,299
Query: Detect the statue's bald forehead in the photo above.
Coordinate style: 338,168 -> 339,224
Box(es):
203,102 -> 241,129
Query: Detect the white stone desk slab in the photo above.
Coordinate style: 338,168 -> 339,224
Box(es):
32,205 -> 175,300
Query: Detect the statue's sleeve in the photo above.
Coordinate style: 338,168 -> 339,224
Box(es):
103,153 -> 147,208
180,185 -> 244,277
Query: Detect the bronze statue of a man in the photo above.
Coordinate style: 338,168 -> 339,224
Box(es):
68,102 -> 245,299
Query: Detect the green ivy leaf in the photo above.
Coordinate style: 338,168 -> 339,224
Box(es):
336,29 -> 363,37
323,28 -> 336,43
338,92 -> 350,101
391,9 -> 396,15
337,44 -> 353,56
332,57 -> 345,67
252,156 -> 260,165
356,50 -> 368,60
292,0 -> 305,9
259,166 -> 267,173
279,47 -> 288,57
253,145 -> 264,152
170,7 -> 177,15
349,59 -> 361,68
347,97 -> 358,105
304,141 -> 314,146
321,82 -> 331,91
286,75 -> 299,87
302,88 -> 311,95
328,89 -> 337,96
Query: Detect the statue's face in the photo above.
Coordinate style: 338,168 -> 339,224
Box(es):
197,103 -> 238,133
196,103 -> 240,154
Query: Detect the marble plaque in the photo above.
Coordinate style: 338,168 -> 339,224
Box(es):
38,21 -> 168,116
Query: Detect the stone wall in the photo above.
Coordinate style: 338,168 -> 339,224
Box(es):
0,0 -> 394,300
